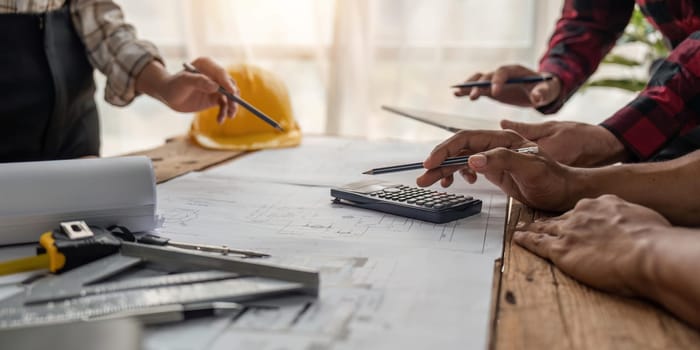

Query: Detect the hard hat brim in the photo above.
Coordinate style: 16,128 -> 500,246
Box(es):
189,125 -> 302,151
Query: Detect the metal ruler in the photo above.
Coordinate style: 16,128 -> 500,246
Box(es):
0,276 -> 303,328
0,242 -> 320,328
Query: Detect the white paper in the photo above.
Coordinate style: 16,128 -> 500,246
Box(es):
0,156 -> 157,245
146,136 -> 507,349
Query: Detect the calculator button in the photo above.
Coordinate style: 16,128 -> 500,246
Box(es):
464,196 -> 473,200
383,188 -> 401,193
434,204 -> 445,209
416,200 -> 426,205
407,199 -> 417,204
424,202 -> 435,207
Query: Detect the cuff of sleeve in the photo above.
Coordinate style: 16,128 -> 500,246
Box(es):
536,60 -> 580,115
599,119 -> 643,163
104,41 -> 164,107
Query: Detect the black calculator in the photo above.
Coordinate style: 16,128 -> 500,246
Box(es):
330,180 -> 482,224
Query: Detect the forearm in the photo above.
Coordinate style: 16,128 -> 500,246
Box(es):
537,0 -> 635,114
639,227 -> 700,328
134,60 -> 170,104
71,0 -> 162,106
601,31 -> 700,161
573,151 -> 700,225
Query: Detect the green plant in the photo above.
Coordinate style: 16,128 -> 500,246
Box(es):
584,6 -> 670,92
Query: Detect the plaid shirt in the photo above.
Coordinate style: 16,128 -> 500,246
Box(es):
0,0 -> 161,106
538,0 -> 700,161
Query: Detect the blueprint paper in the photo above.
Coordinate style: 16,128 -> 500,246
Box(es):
0,156 -> 157,245
147,136 -> 508,349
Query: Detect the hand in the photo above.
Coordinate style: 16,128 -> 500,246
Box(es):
454,65 -> 561,108
500,119 -> 628,167
416,129 -> 589,211
513,195 -> 670,296
136,57 -> 239,124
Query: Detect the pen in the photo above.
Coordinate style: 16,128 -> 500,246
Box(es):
362,146 -> 538,175
451,76 -> 553,89
182,62 -> 285,132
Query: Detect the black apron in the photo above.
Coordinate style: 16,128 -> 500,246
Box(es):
0,3 -> 99,162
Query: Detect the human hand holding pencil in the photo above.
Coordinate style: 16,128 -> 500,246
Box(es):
453,64 -> 561,108
415,129 -> 542,189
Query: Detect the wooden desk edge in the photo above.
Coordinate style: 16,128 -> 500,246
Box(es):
490,200 -> 700,350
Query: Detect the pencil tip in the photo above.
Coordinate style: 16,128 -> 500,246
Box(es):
362,170 -> 374,175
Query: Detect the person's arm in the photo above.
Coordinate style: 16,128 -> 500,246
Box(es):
538,0 -> 635,114
514,195 -> 700,328
70,0 -> 161,106
70,0 -> 237,122
417,129 -> 700,225
601,31 -> 700,161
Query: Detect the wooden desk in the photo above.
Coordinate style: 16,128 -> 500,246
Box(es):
131,137 -> 700,350
491,203 -> 700,350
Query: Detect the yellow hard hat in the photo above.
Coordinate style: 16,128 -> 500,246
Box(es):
189,64 -> 301,151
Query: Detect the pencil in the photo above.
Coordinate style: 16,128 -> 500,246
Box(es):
451,76 -> 553,89
363,146 -> 539,175
182,63 -> 284,132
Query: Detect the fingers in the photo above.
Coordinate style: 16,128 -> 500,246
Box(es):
529,74 -> 560,107
459,167 -> 477,184
191,57 -> 239,119
216,95 -> 228,124
440,174 -> 454,188
500,119 -> 550,141
416,164 -> 463,188
529,82 -> 550,107
466,149 -> 542,202
470,73 -> 493,100
468,147 -> 541,182
490,66 -> 512,97
454,72 -> 483,97
513,230 -> 556,259
423,129 -> 528,170
418,130 -> 532,188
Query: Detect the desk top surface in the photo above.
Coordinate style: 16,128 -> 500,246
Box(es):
129,136 -> 700,350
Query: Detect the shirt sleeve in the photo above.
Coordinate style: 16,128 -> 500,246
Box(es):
601,31 -> 700,161
537,0 -> 636,114
70,0 -> 163,106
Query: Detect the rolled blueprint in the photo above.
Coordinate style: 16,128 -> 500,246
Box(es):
0,156 -> 156,245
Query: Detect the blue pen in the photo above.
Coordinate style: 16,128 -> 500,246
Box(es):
451,75 -> 553,89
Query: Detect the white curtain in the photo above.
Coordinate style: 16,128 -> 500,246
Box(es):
99,0 -> 572,155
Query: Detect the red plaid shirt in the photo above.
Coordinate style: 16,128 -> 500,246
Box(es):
539,0 -> 700,161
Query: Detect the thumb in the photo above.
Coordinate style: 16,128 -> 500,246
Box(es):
500,119 -> 548,141
468,148 -> 538,191
529,82 -> 557,107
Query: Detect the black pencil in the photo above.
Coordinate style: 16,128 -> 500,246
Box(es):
451,76 -> 553,89
182,63 -> 284,132
363,146 -> 539,175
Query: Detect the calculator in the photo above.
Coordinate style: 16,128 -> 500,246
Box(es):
330,180 -> 482,224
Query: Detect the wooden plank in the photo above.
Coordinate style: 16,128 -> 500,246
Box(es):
124,136 -> 245,184
491,201 -> 700,350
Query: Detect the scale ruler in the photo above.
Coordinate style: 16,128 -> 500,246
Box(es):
0,277 -> 304,329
